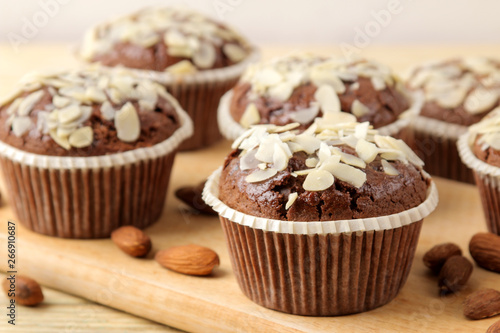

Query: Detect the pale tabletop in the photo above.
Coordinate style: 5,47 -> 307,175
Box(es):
0,43 -> 500,332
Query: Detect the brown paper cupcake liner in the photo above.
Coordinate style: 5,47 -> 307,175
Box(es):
203,168 -> 438,316
134,49 -> 260,150
458,134 -> 500,234
412,116 -> 475,183
0,101 -> 193,239
217,90 -> 423,144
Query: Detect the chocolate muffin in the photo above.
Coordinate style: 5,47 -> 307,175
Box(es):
0,67 -> 193,238
204,113 -> 438,316
407,57 -> 500,183
218,54 -> 418,142
79,7 -> 259,150
459,107 -> 500,234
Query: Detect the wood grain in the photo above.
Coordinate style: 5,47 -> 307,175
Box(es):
0,44 -> 500,332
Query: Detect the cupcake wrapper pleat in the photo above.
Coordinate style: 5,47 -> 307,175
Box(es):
0,154 -> 175,238
474,172 -> 500,235
220,217 -> 423,316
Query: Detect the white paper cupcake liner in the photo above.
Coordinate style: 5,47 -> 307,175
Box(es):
217,90 -> 423,142
412,115 -> 474,183
458,133 -> 500,234
128,49 -> 260,150
0,102 -> 193,238
203,166 -> 438,315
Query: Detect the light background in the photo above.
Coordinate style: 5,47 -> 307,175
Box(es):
1,0 -> 499,46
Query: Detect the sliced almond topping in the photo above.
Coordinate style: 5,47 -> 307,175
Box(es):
222,44 -> 247,63
69,126 -> 93,148
327,162 -> 366,188
5,98 -> 22,115
331,147 -> 366,168
310,68 -> 346,93
272,143 -> 289,171
17,90 -> 44,116
245,168 -> 278,183
254,69 -> 283,86
289,104 -> 319,124
356,139 -> 378,163
381,159 -> 399,176
240,103 -> 261,128
351,99 -> 370,117
166,60 -> 198,75
285,192 -> 298,210
354,122 -> 369,139
53,95 -> 71,109
258,163 -> 267,170
293,134 -> 322,154
435,88 -> 468,109
370,76 -> 386,91
58,104 -> 82,124
314,85 -> 341,113
164,30 -> 188,47
85,86 -> 107,103
240,148 -> 259,170
101,101 -> 115,120
49,129 -> 71,150
305,157 -> 319,168
464,88 -> 498,114
268,82 -> 294,101
303,169 -> 334,191
193,42 -> 216,69
11,117 -> 32,137
114,102 -> 141,142
57,125 -> 77,138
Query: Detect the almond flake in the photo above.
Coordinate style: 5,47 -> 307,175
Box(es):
115,102 -> 140,142
17,90 -> 44,116
331,147 -> 366,168
69,126 -> 93,148
314,85 -> 341,113
381,159 -> 399,176
305,157 -> 319,168
85,86 -> 107,103
435,88 -> 468,109
371,76 -> 386,91
222,44 -> 247,62
254,69 -> 282,86
268,82 -> 294,101
49,129 -> 71,150
53,95 -> 71,108
245,168 -> 278,183
285,192 -> 298,210
293,134 -> 321,154
240,148 -> 259,170
303,169 -> 334,191
354,122 -> 370,139
58,104 -> 82,124
193,42 -> 216,69
327,162 -> 366,188
351,99 -> 370,117
101,101 -> 115,120
240,103 -> 261,128
356,139 -> 378,163
11,117 -> 32,137
272,143 -> 289,171
289,104 -> 319,124
310,68 -> 346,93
464,88 -> 498,114
5,98 -> 22,115
166,60 -> 198,75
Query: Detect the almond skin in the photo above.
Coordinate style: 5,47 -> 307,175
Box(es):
438,255 -> 473,294
463,288 -> 500,320
175,181 -> 216,215
423,243 -> 462,274
2,276 -> 44,306
469,233 -> 500,273
487,320 -> 500,333
111,226 -> 152,257
155,244 -> 220,276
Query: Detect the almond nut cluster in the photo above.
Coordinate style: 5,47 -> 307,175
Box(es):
1,68 -> 177,149
407,57 -> 500,114
238,55 -> 409,128
233,112 -> 424,209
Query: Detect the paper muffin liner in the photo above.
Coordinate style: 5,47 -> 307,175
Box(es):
0,103 -> 193,239
412,115 -> 474,183
217,90 -> 423,143
131,49 -> 260,150
203,168 -> 438,315
458,133 -> 500,234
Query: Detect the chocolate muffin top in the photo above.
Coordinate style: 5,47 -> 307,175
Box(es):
79,7 -> 251,73
229,54 -> 411,131
468,107 -> 500,167
219,113 -> 429,221
406,57 -> 500,126
0,67 -> 182,156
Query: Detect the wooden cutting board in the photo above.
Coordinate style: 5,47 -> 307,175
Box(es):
0,139 -> 498,333
1,44 -> 500,332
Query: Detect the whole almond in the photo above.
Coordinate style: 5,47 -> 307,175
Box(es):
423,243 -> 462,274
438,255 -> 473,294
111,226 -> 152,257
175,181 -> 216,215
155,244 -> 219,276
2,275 -> 44,306
469,233 -> 500,273
463,288 -> 500,320
487,320 -> 500,333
